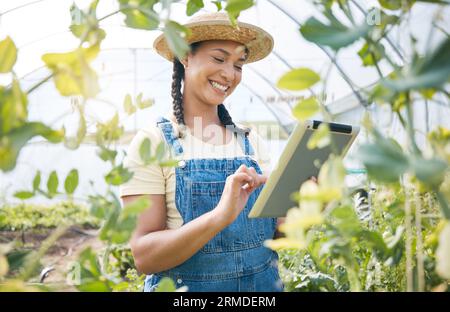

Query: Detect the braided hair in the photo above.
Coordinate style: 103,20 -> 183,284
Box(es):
171,42 -> 248,137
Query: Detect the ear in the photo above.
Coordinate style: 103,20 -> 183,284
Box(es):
180,57 -> 188,68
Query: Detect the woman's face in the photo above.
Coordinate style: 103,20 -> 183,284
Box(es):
183,40 -> 247,106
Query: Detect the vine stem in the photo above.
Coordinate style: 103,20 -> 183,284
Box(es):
19,224 -> 69,281
26,73 -> 53,94
405,94 -> 421,155
403,182 -> 414,292
414,192 -> 425,292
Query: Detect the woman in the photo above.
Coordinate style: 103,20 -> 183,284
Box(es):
120,12 -> 284,292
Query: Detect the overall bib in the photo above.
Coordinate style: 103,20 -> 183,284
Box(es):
143,116 -> 283,292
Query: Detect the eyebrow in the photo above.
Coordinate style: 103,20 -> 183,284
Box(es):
211,48 -> 247,62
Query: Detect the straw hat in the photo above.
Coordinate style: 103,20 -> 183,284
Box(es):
153,12 -> 274,64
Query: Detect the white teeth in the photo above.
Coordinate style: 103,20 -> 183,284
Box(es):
210,81 -> 228,92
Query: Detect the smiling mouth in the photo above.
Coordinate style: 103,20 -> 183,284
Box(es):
209,80 -> 230,94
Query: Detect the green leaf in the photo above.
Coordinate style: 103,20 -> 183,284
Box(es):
359,230 -> 389,259
139,138 -> 152,164
385,226 -> 405,249
163,21 -> 191,61
358,135 -> 409,183
155,142 -> 168,162
292,96 -> 320,121
69,1 -> 105,45
329,205 -> 361,236
70,2 -> 85,25
0,36 -> 17,73
155,277 -> 177,292
13,191 -> 34,200
75,247 -> 113,292
136,93 -> 154,109
6,249 -> 32,272
383,38 -> 450,92
357,42 -> 385,67
105,164 -> 133,186
411,157 -> 448,188
378,0 -> 403,10
42,44 -> 100,98
375,9 -> 400,31
0,122 -> 64,172
47,171 -> 59,196
186,0 -> 204,16
122,196 -> 150,218
225,0 -> 254,21
123,94 -> 136,115
307,123 -> 330,149
378,0 -> 417,10
78,247 -> 102,277
318,154 -> 346,195
159,159 -> 180,167
0,79 -> 28,134
419,88 -> 436,100
64,105 -> 86,150
77,280 -> 111,292
32,171 -> 41,191
88,194 -> 116,219
292,164 -> 343,203
119,0 -> 159,30
64,169 -> 79,195
99,193 -> 144,244
277,68 -> 320,91
95,113 -> 124,145
97,146 -> 117,162
436,223 -> 450,279
300,16 -> 370,50
212,1 -> 223,10
70,24 -> 106,46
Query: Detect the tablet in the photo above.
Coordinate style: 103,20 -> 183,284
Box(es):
248,120 -> 360,218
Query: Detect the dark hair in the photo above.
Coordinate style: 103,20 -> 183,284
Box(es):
171,41 -> 247,136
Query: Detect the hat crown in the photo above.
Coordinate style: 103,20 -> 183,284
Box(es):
153,11 -> 274,64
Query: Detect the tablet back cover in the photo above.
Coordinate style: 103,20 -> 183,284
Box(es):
249,121 -> 358,218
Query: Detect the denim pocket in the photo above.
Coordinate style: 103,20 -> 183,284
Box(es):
191,180 -> 264,253
191,180 -> 225,253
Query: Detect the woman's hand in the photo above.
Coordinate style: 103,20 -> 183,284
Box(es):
215,164 -> 267,226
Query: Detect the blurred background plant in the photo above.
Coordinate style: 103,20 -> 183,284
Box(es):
264,0 -> 450,292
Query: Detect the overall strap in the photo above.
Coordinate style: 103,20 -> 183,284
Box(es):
156,116 -> 184,157
231,125 -> 255,156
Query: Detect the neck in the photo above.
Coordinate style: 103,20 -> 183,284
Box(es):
180,87 -> 222,129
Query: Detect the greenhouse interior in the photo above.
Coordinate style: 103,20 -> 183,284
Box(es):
0,0 -> 450,294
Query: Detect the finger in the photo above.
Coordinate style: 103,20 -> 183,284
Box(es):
259,174 -> 268,184
236,164 -> 248,173
231,172 -> 253,187
247,167 -> 259,187
250,170 -> 267,187
244,174 -> 267,193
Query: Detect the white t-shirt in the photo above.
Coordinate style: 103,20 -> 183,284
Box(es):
119,116 -> 271,230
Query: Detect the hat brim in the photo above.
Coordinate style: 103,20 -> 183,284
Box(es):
153,20 -> 274,64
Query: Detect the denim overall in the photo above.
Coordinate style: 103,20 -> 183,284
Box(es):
143,116 -> 283,292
